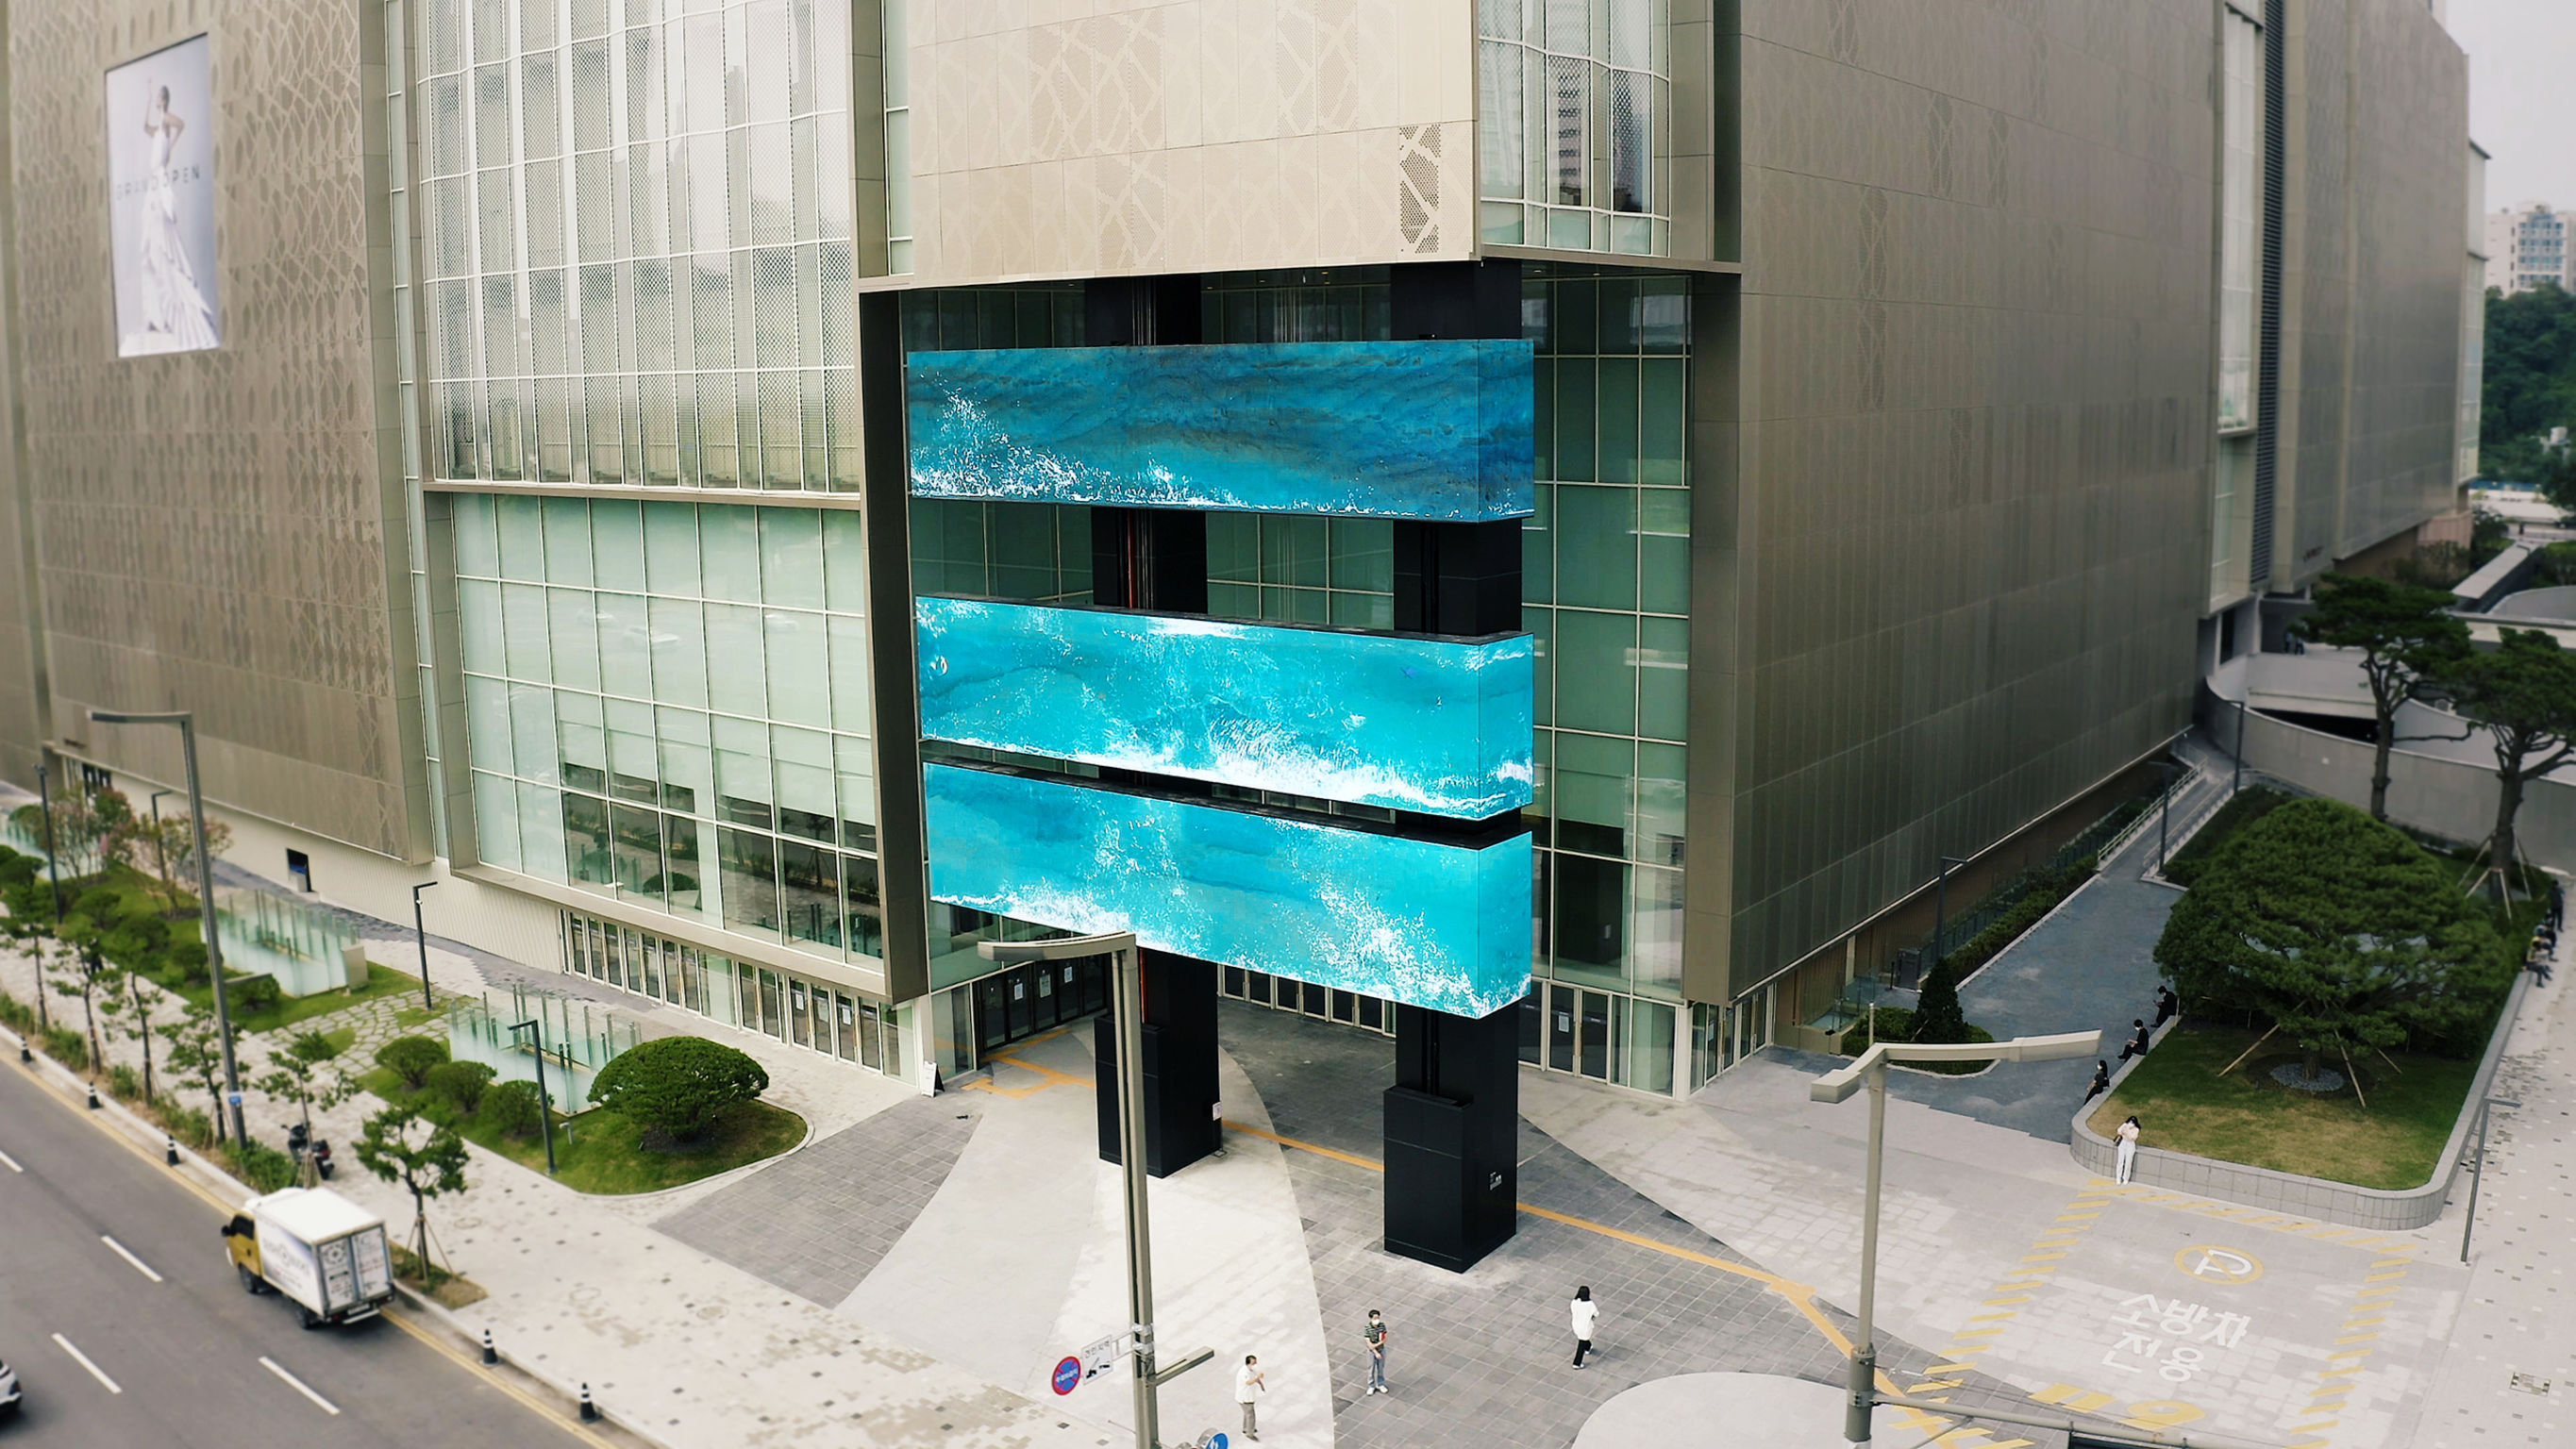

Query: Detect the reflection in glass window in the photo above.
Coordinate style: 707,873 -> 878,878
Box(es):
1479,0 -> 1673,254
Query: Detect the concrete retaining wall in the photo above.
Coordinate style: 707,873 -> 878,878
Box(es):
2070,973 -> 2531,1229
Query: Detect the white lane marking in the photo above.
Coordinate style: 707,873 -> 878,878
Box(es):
259,1356 -> 342,1416
0,1145 -> 21,1172
100,1235 -> 164,1283
52,1332 -> 122,1394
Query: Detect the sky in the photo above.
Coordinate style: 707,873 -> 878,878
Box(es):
2449,0 -> 2576,212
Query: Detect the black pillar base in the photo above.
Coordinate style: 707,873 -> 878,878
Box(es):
1383,1004 -> 1518,1272
1095,950 -> 1221,1178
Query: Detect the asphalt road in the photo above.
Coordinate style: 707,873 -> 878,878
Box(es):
0,1058 -> 580,1448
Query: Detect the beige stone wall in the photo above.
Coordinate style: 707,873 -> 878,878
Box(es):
4,0 -> 424,859
901,0 -> 1478,283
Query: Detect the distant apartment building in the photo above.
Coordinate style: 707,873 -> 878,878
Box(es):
2487,203 -> 2571,293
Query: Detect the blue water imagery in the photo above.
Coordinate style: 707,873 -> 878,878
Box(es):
906,340 -> 1535,521
924,763 -> 1533,1018
916,597 -> 1534,819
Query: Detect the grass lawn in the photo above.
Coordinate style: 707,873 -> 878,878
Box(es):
174,963 -> 426,1036
2090,1024 -> 2481,1190
357,1066 -> 806,1195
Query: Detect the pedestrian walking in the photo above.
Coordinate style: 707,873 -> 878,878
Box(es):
2115,1115 -> 2142,1185
1234,1355 -> 1266,1441
2152,986 -> 2177,1027
1570,1286 -> 1598,1368
2116,1019 -> 2151,1061
1361,1309 -> 1388,1394
2082,1059 -> 2110,1105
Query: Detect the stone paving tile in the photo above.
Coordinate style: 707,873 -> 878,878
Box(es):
1218,1000 -> 2063,1449
656,1092 -> 984,1307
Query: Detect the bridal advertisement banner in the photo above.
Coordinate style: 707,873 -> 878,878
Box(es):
107,35 -> 220,358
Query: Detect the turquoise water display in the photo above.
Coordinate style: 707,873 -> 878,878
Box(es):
915,596 -> 1533,819
906,340 -> 1535,521
924,763 -> 1531,1018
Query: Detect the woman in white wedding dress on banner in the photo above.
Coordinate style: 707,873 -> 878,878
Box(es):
137,83 -> 217,352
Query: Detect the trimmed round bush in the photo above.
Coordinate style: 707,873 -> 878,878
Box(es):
587,1036 -> 769,1143
478,1079 -> 544,1139
376,1034 -> 451,1090
424,1059 -> 497,1115
226,974 -> 282,1014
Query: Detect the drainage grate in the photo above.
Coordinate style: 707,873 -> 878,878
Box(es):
2509,1373 -> 2552,1396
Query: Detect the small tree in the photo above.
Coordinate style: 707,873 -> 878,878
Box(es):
588,1036 -> 769,1143
2428,627 -> 2576,891
376,1034 -> 450,1090
2290,574 -> 2471,821
1912,958 -> 1968,1043
256,1030 -> 355,1148
97,954 -> 162,1103
2155,798 -> 2512,1083
355,1106 -> 470,1275
53,938 -> 110,1081
152,813 -> 231,908
164,1000 -> 240,1143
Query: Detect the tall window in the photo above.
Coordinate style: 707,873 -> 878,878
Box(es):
883,0 -> 911,274
411,0 -> 857,491
2216,8 -> 2261,432
1480,0 -> 1672,256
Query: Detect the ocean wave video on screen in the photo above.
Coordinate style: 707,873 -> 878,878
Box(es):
925,762 -> 1531,1019
917,597 -> 1534,820
905,341 -> 1535,522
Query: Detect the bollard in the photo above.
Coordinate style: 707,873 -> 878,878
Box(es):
17,1043 -> 28,1064
578,1384 -> 600,1423
87,1084 -> 100,1109
481,1328 -> 499,1365
166,1135 -> 181,1166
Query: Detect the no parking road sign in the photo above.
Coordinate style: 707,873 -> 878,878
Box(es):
1050,1357 -> 1082,1396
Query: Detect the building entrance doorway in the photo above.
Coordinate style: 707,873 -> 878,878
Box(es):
973,957 -> 1111,1054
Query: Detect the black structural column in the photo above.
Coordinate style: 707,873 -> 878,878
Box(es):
1382,259 -> 1527,1273
1085,275 -> 1208,613
1094,949 -> 1223,1178
1081,275 -> 1219,1178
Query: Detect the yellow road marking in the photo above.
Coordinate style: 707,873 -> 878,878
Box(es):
2341,1315 -> 2385,1328
2369,1257 -> 2410,1269
2333,1332 -> 2381,1345
2019,1252 -> 2069,1263
1910,1379 -> 1965,1393
2364,1271 -> 2406,1283
1980,1296 -> 2034,1307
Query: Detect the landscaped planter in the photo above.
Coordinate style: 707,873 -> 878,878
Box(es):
2067,972 -> 2531,1229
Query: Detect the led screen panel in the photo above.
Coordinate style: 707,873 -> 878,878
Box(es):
907,340 -> 1534,521
917,597 -> 1533,819
925,764 -> 1531,1018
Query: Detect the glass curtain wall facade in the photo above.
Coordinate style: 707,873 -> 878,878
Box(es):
2216,8 -> 2261,434
1478,0 -> 1673,254
410,0 -> 858,491
562,909 -> 900,1070
453,492 -> 888,965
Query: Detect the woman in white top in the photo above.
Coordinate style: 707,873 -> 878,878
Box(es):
1570,1285 -> 1599,1368
2115,1116 -> 2143,1185
1233,1354 -> 1265,1441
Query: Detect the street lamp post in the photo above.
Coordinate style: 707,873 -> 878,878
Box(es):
504,1017 -> 559,1174
88,709 -> 245,1147
411,881 -> 439,1015
1810,1031 -> 2100,1447
1928,856 -> 1968,978
979,932 -> 1211,1449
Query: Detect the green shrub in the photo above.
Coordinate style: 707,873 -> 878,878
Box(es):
226,974 -> 282,1014
223,1138 -> 299,1192
73,884 -> 128,925
424,1059 -> 496,1114
1914,958 -> 1969,1042
1944,858 -> 2097,977
478,1078 -> 544,1139
108,1063 -> 142,1099
0,989 -> 31,1031
376,1035 -> 450,1089
42,1025 -> 88,1071
160,1101 -> 215,1149
588,1036 -> 768,1142
165,941 -> 209,986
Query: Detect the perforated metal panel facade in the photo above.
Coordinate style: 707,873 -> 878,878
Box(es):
0,0 -> 427,858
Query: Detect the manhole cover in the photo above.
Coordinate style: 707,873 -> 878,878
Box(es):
2510,1373 -> 2552,1396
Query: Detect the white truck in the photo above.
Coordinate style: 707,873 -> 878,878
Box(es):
221,1187 -> 396,1329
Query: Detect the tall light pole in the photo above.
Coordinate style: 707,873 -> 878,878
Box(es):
979,932 -> 1210,1449
504,1017 -> 559,1174
411,880 -> 439,1015
1811,1031 -> 2100,1448
88,708 -> 246,1147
